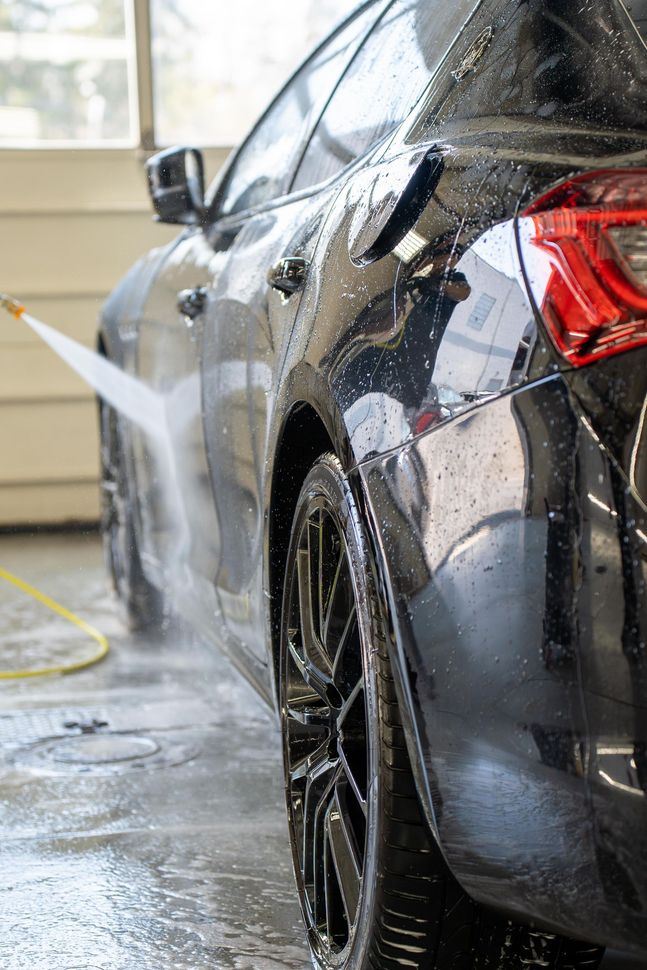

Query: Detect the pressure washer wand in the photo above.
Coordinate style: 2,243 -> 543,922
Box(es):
0,293 -> 25,318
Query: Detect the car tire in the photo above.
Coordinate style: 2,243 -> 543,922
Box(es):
99,399 -> 163,631
279,452 -> 604,970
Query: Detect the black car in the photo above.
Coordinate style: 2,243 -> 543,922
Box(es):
99,1 -> 647,966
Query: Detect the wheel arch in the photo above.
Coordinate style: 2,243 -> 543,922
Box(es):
266,400 -> 336,707
264,383 -> 439,847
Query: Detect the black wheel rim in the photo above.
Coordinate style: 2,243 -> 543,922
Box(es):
282,496 -> 369,962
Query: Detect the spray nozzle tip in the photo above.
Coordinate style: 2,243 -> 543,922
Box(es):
0,294 -> 25,318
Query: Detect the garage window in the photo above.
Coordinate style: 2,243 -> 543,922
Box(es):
0,0 -> 354,150
0,0 -> 136,146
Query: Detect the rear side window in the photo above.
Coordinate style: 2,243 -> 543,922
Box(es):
292,0 -> 479,192
415,0 -> 647,139
214,2 -> 381,217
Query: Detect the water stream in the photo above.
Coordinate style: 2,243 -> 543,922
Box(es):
18,310 -> 193,563
22,312 -> 167,441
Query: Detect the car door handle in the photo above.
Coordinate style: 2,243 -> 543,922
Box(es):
177,286 -> 208,320
267,257 -> 309,296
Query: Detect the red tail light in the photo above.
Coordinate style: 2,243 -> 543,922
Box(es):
518,169 -> 647,366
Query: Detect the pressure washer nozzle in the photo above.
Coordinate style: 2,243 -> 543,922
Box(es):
0,293 -> 25,318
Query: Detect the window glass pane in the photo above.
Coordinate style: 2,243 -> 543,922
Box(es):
0,0 -> 134,145
216,3 -> 379,217
151,0 -> 357,148
293,0 -> 478,192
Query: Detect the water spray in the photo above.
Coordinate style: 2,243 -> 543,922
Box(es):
1,292 -> 166,440
0,292 -> 113,677
0,291 -> 196,675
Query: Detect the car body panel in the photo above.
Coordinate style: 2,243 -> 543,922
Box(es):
359,370 -> 647,950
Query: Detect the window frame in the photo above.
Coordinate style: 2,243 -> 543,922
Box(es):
287,0 -> 394,194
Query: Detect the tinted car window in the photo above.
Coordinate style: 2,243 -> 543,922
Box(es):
292,0 -> 479,192
414,0 -> 647,140
214,2 -> 381,217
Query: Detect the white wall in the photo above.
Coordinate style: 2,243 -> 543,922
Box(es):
0,146 -> 228,525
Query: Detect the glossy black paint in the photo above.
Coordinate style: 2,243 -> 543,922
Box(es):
360,373 -> 647,949
100,0 -> 647,954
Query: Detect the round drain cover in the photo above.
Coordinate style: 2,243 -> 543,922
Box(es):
13,731 -> 199,775
51,734 -> 160,765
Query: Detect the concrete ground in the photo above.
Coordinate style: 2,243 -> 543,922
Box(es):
0,533 -> 642,970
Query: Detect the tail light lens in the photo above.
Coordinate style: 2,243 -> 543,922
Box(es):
518,169 -> 647,366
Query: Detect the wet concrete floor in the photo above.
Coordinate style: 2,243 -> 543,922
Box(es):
0,533 -> 642,970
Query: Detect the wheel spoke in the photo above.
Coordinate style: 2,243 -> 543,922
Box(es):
297,521 -> 334,677
322,542 -> 347,647
337,676 -> 364,729
323,824 -> 336,943
325,787 -> 361,925
331,604 -> 358,690
316,509 -> 325,644
297,543 -> 318,657
288,734 -> 330,784
303,758 -> 337,927
287,635 -> 334,704
337,739 -> 367,817
286,704 -> 330,727
336,677 -> 367,815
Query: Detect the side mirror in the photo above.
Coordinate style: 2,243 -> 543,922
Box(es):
146,146 -> 205,225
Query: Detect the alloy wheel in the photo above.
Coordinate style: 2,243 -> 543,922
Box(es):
281,495 -> 370,964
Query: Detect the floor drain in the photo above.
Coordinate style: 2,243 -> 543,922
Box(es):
52,734 -> 160,765
12,731 -> 199,775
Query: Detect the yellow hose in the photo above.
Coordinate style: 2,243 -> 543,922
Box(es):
0,567 -> 109,678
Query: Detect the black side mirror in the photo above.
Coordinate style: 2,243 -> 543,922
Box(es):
146,146 -> 205,225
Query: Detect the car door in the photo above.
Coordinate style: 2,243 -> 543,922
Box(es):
201,195 -> 337,661
289,0 -> 541,467
204,0 -> 484,662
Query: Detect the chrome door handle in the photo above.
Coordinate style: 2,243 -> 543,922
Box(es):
177,286 -> 208,320
267,257 -> 309,296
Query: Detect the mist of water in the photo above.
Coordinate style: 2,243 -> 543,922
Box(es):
19,311 -> 194,565
22,313 -> 167,441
